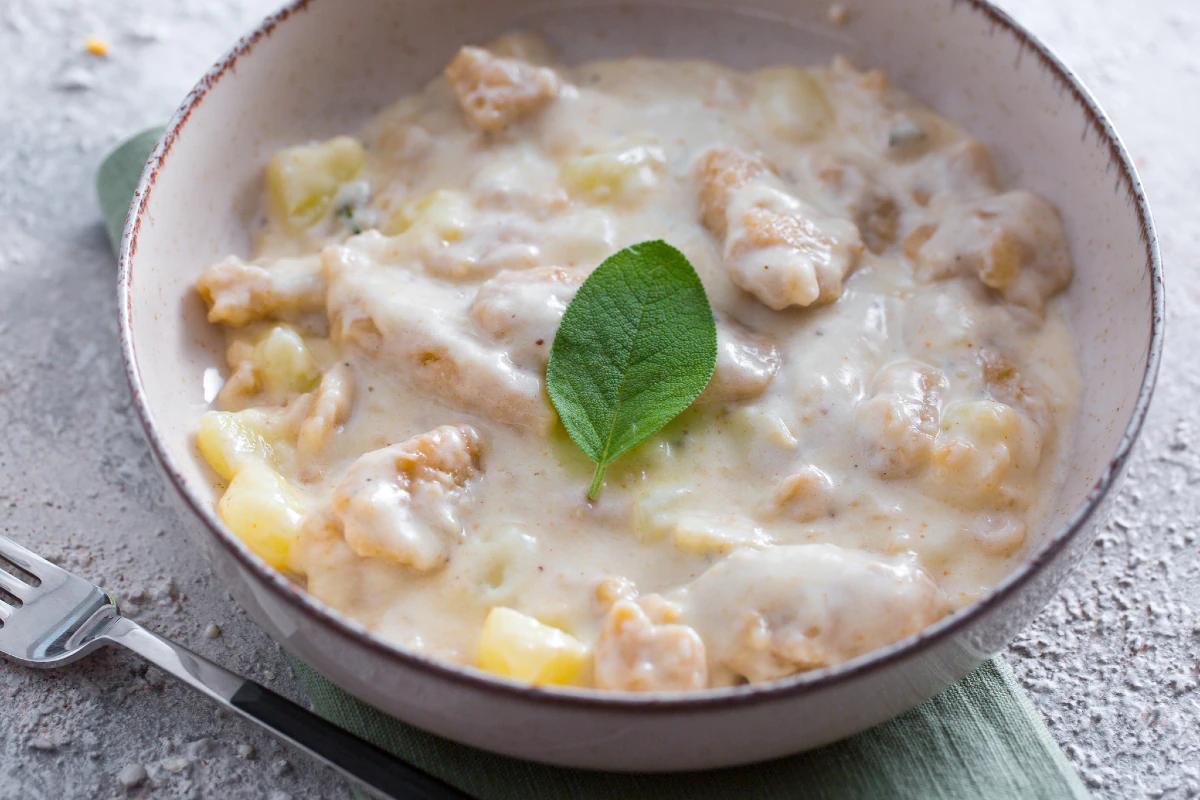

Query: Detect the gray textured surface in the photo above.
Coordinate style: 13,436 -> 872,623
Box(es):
0,0 -> 1194,798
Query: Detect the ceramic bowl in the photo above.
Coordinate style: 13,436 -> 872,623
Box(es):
118,0 -> 1163,771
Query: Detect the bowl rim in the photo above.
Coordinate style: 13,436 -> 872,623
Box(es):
118,0 -> 1164,712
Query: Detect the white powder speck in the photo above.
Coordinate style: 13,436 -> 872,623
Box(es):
162,756 -> 190,774
54,67 -> 95,91
186,738 -> 212,759
117,763 -> 147,789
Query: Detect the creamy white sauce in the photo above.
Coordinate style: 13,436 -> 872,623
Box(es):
194,33 -> 1079,691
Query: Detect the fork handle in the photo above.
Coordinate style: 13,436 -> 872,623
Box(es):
101,617 -> 471,800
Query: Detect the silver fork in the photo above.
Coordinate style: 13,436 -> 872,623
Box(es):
0,532 -> 471,800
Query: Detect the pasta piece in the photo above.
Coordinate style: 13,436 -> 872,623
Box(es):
857,361 -> 948,479
445,46 -> 561,132
296,363 -> 355,470
331,424 -> 482,570
470,145 -> 570,216
196,254 -> 326,327
679,544 -> 949,683
697,147 -> 773,239
929,400 -> 1042,512
910,190 -> 1073,310
594,600 -> 707,691
696,147 -> 863,309
978,348 -> 1052,434
762,465 -> 836,523
468,266 -> 585,370
326,246 -> 555,431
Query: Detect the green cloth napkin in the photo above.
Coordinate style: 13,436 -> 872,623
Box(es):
100,130 -> 1090,800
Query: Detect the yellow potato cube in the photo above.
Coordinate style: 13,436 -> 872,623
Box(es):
382,189 -> 471,239
267,136 -> 365,230
476,607 -> 590,685
256,326 -> 320,396
217,463 -> 306,571
672,515 -> 774,555
560,144 -> 666,204
727,406 -> 798,451
196,410 -> 277,481
631,487 -> 692,543
754,67 -> 832,142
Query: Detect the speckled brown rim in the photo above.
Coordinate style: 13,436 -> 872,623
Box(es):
118,0 -> 1164,714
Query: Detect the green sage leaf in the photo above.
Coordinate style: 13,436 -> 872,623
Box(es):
546,240 -> 718,499
96,126 -> 164,255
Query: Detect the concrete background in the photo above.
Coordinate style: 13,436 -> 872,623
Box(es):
0,0 -> 1196,797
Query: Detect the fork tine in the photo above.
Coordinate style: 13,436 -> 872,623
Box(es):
0,569 -> 32,603
0,599 -> 11,621
0,533 -> 58,580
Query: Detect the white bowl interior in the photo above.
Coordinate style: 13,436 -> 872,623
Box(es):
126,0 -> 1154,644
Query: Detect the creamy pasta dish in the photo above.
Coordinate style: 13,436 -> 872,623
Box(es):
193,33 -> 1079,691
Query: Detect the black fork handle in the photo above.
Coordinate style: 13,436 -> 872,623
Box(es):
102,616 -> 472,800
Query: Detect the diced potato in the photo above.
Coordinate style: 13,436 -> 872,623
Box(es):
267,136 -> 366,230
546,208 -> 619,266
560,144 -> 666,204
753,67 -> 833,142
446,525 -> 539,606
929,400 -> 1040,510
727,406 -> 798,450
217,463 -> 306,571
672,515 -> 774,556
476,606 -> 590,685
631,487 -> 692,542
256,326 -> 321,396
382,189 -> 472,240
197,410 -> 278,481
219,326 -> 322,407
